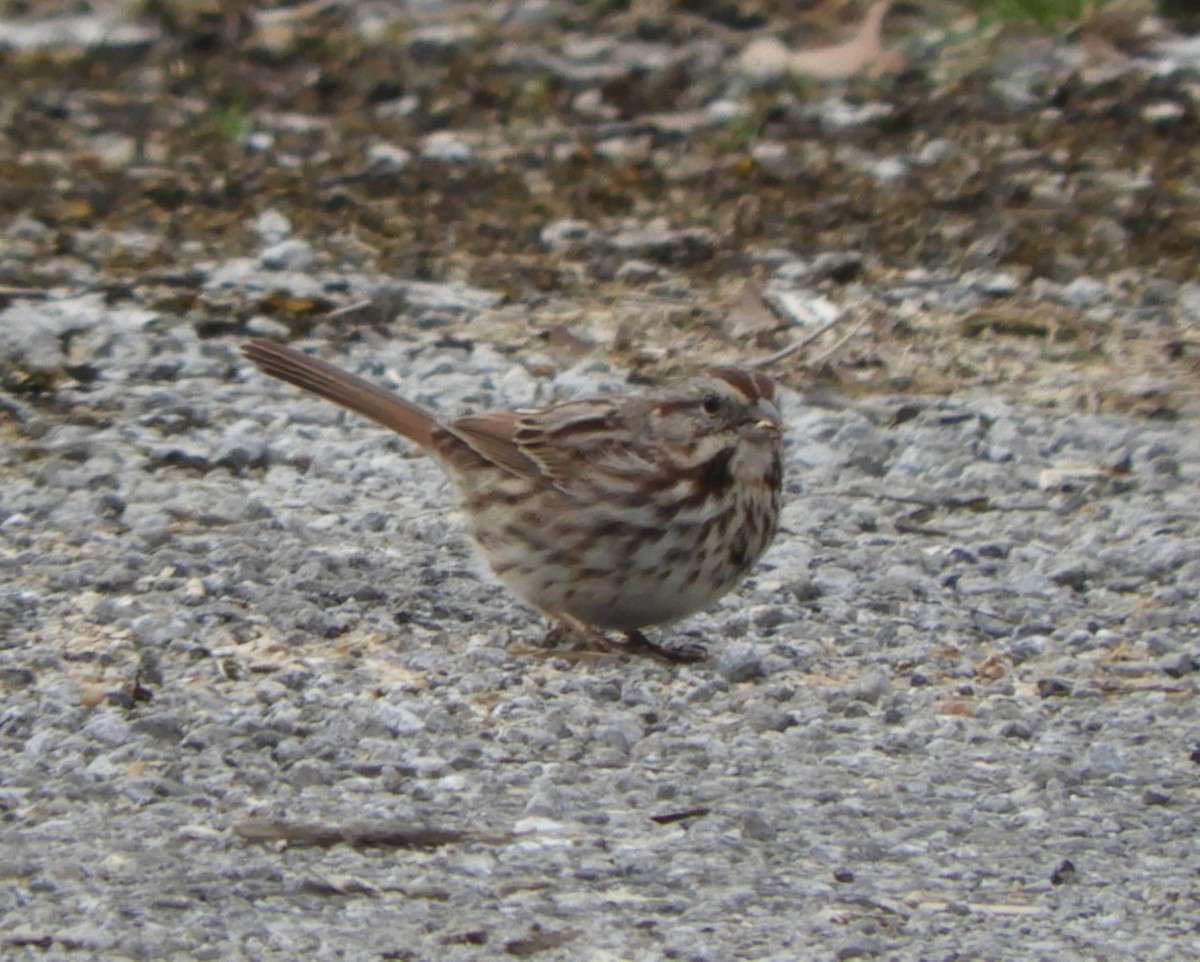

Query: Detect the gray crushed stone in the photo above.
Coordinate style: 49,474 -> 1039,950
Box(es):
2,302 -> 1198,961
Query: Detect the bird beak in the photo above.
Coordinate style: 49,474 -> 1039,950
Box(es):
751,399 -> 782,434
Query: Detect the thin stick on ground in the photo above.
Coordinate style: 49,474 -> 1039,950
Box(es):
755,307 -> 878,368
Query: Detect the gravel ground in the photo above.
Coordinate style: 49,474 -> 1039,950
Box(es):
2,300 -> 1198,961
2,2 -> 1200,961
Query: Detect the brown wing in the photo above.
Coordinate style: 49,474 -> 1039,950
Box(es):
448,412 -> 544,479
453,400 -> 652,493
499,399 -> 660,492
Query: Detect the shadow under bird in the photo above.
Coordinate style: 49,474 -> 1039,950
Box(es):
241,339 -> 783,660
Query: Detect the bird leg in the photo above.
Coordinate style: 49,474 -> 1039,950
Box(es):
548,614 -> 708,663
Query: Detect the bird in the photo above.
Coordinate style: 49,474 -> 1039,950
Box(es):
241,339 -> 783,660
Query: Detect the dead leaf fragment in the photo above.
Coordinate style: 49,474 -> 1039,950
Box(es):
738,1 -> 902,81
975,654 -> 1006,681
504,927 -> 581,958
722,278 -> 784,339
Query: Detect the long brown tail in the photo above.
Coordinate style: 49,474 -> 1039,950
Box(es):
241,339 -> 440,449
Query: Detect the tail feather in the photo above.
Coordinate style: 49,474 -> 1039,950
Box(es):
241,339 -> 440,449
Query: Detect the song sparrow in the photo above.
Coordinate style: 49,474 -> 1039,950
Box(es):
241,339 -> 783,659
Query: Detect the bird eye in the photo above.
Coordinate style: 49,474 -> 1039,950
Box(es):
701,393 -> 722,415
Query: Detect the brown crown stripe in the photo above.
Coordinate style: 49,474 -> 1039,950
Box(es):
706,366 -> 774,402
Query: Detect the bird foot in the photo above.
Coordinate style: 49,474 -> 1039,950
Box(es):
622,630 -> 708,664
542,618 -> 708,664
